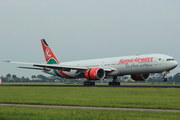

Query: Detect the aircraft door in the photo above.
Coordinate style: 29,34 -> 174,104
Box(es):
154,58 -> 158,65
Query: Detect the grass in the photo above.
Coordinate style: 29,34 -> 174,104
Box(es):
0,106 -> 180,120
0,86 -> 180,110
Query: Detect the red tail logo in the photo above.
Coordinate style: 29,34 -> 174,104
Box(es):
45,47 -> 52,60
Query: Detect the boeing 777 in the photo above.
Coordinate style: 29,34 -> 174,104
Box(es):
6,39 -> 178,86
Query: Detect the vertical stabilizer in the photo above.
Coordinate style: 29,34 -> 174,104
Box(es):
41,39 -> 60,64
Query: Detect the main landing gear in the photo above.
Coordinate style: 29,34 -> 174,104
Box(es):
108,76 -> 120,86
83,81 -> 95,86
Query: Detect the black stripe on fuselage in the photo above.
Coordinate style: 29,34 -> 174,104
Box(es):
88,69 -> 92,80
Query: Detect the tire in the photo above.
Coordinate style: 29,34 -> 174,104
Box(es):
93,82 -> 95,86
90,82 -> 93,86
83,82 -> 86,86
115,82 -> 117,85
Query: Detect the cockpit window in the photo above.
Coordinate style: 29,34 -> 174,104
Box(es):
167,59 -> 174,61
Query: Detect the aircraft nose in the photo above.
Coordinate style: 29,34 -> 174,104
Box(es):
171,61 -> 178,69
174,61 -> 178,68
166,60 -> 178,70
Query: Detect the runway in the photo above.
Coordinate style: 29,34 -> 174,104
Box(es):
0,103 -> 180,113
0,84 -> 180,88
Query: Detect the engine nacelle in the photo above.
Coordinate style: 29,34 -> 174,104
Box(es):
131,74 -> 149,81
85,67 -> 105,80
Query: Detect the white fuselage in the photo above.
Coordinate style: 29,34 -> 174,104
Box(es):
45,54 -> 178,79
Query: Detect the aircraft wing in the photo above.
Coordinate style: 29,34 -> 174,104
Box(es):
4,61 -> 113,72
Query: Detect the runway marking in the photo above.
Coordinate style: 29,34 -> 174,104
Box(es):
0,104 -> 180,113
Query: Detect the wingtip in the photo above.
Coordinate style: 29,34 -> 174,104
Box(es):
2,60 -> 11,62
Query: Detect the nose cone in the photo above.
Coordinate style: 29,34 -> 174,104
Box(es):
171,61 -> 178,70
174,61 -> 178,68
166,60 -> 178,71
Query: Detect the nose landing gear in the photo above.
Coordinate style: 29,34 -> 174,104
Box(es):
162,78 -> 167,82
162,71 -> 169,82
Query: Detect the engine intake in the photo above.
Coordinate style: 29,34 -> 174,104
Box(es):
85,68 -> 105,80
131,74 -> 149,81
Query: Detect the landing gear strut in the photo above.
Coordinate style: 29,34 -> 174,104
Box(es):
83,81 -> 95,86
162,71 -> 168,82
108,76 -> 120,86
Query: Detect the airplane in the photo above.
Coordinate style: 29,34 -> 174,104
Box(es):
5,39 -> 178,86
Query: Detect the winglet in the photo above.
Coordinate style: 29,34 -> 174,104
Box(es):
41,39 -> 60,64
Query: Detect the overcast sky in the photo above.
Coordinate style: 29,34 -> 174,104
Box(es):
0,0 -> 180,77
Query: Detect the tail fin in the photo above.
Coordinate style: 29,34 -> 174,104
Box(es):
41,39 -> 60,64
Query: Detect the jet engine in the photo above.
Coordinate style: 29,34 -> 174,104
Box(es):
131,74 -> 149,81
85,67 -> 105,80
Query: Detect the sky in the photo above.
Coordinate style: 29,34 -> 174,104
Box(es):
0,0 -> 180,78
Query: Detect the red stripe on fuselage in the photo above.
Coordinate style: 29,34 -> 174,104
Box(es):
57,70 -> 74,79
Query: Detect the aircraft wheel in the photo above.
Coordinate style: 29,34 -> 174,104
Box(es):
83,82 -> 86,86
163,78 -> 167,82
108,82 -> 111,86
93,82 -> 95,86
117,82 -> 120,86
115,82 -> 118,85
87,82 -> 90,86
90,82 -> 93,86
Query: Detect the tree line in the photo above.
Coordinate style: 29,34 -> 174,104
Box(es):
1,74 -> 55,82
1,73 -> 180,83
